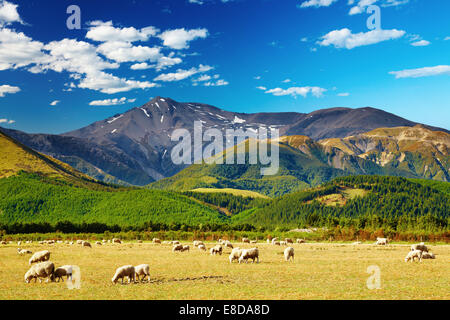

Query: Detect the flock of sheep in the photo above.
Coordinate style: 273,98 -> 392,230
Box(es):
8,236 -> 437,285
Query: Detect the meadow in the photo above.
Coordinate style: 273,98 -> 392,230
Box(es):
0,240 -> 449,300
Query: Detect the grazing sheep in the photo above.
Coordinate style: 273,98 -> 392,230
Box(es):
82,241 -> 92,248
181,245 -> 190,252
242,238 -> 250,243
198,244 -> 207,251
193,240 -> 204,247
76,240 -> 83,245
153,238 -> 161,244
18,248 -> 32,255
24,261 -> 55,283
68,241 -> 74,245
17,241 -> 21,246
238,248 -> 259,264
224,241 -> 233,249
271,238 -> 278,244
52,265 -> 73,282
421,252 -> 435,259
134,264 -> 150,283
95,241 -> 102,246
411,242 -> 428,253
280,241 -> 287,246
111,265 -> 135,284
405,250 -> 423,262
375,237 -> 388,245
112,238 -> 122,244
284,247 -> 294,262
210,245 -> 223,256
137,240 -> 143,243
266,239 -> 270,244
229,247 -> 243,263
102,240 -> 107,244
285,238 -> 293,244
1,240 -> 8,245
162,241 -> 171,244
172,240 -> 180,245
250,240 -> 257,244
273,241 -> 281,246
296,239 -> 305,244
352,241 -> 362,245
29,250 -> 50,265
172,244 -> 184,252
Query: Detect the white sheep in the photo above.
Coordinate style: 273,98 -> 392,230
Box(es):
210,245 -> 223,255
17,248 -> 32,255
76,240 -> 83,245
112,265 -> 135,284
405,250 -> 423,262
296,239 -> 305,244
52,265 -> 73,282
224,241 -> 233,249
82,241 -> 92,248
285,238 -> 293,244
229,247 -> 243,263
153,238 -> 161,244
280,241 -> 287,246
375,237 -> 388,245
352,241 -> 362,245
273,241 -> 281,246
284,247 -> 294,262
250,240 -> 257,244
271,238 -> 278,244
172,240 -> 180,245
29,250 -> 50,265
242,238 -> 250,243
95,241 -> 102,246
24,261 -> 55,283
239,248 -> 259,264
134,264 -> 150,283
411,242 -> 428,252
112,238 -> 122,244
181,245 -> 190,252
193,240 -> 204,247
198,244 -> 206,251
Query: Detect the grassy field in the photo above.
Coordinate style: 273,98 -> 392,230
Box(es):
191,188 -> 270,199
0,241 -> 449,300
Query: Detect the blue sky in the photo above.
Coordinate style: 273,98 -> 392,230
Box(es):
0,0 -> 449,134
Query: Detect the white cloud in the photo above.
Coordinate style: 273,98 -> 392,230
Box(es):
445,36 -> 450,41
189,0 -> 204,4
349,0 -> 409,15
203,79 -> 228,86
319,28 -> 405,49
337,92 -> 350,96
410,40 -> 430,47
256,86 -> 267,91
389,65 -> 450,79
158,28 -> 208,49
86,21 -> 159,43
0,0 -> 22,26
89,97 -> 136,106
0,118 -> 15,124
0,84 -> 20,97
282,79 -> 292,83
154,64 -> 213,82
96,41 -> 162,63
264,86 -> 326,98
79,71 -> 159,94
50,100 -> 60,106
300,0 -> 337,8
193,74 -> 212,82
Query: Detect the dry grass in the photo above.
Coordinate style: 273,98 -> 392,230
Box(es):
191,188 -> 269,199
0,241 -> 448,300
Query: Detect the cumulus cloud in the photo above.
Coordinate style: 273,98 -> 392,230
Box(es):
96,41 -> 162,63
86,21 -> 159,42
50,100 -> 60,106
349,0 -> 410,15
318,28 -> 405,49
410,40 -> 430,47
79,71 -> 158,94
300,0 -> 337,8
154,64 -> 213,81
264,86 -> 326,98
0,84 -> 20,97
89,97 -> 136,106
0,118 -> 15,124
158,28 -> 208,49
389,65 -> 450,79
0,0 -> 22,26
256,86 -> 267,91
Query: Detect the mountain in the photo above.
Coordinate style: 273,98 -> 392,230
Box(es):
150,126 -> 449,196
1,96 -> 448,185
0,130 -> 103,188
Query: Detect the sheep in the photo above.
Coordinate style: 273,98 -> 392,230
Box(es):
352,241 -> 362,245
280,241 -> 287,246
24,261 -> 55,283
134,264 -> 150,283
421,252 -> 435,259
17,241 -> 21,246
238,248 -> 259,264
193,240 -> 203,247
112,265 -> 135,284
411,242 -> 428,253
271,238 -> 278,244
266,239 -> 270,244
102,240 -> 107,244
272,241 -> 281,246
0,240 -> 7,245
242,238 -> 250,243
95,241 -> 102,246
76,240 -> 83,245
172,244 -> 184,252
285,238 -> 293,244
112,238 -> 122,244
137,240 -> 143,244
210,245 -> 223,256
284,247 -> 294,262
82,241 -> 92,248
162,241 -> 171,244
375,237 -> 388,245
229,247 -> 243,263
181,245 -> 190,252
172,240 -> 180,245
224,241 -> 233,249
51,265 -> 73,282
153,238 -> 161,244
296,239 -> 305,244
405,250 -> 423,262
250,240 -> 258,244
29,250 -> 50,265
17,248 -> 32,255
198,244 -> 206,251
